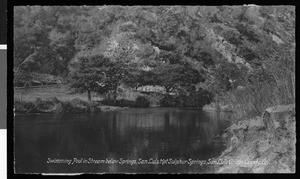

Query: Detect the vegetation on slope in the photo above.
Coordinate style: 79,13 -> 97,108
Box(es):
14,6 -> 295,112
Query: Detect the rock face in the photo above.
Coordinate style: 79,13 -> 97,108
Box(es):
216,104 -> 295,173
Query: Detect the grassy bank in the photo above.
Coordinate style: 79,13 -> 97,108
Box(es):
14,84 -> 214,114
14,85 -> 154,114
14,84 -> 102,102
222,46 -> 294,119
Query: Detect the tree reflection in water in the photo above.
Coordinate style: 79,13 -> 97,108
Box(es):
14,108 -> 231,173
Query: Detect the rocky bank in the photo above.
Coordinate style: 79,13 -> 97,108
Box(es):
215,104 -> 295,173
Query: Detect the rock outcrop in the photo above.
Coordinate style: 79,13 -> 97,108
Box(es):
215,104 -> 295,173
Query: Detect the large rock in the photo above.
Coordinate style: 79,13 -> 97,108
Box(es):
263,104 -> 295,139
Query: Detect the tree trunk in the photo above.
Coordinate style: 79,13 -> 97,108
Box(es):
113,89 -> 117,105
87,90 -> 91,101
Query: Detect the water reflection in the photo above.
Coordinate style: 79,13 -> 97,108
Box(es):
14,108 -> 231,173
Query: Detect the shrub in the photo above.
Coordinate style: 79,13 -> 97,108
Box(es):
159,89 -> 214,107
14,100 -> 30,113
134,96 -> 150,108
101,99 -> 136,107
159,95 -> 180,107
117,99 -> 136,107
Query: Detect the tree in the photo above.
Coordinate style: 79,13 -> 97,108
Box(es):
123,67 -> 142,90
68,55 -> 110,101
69,53 -> 130,103
14,6 -> 93,75
99,60 -> 128,104
155,63 -> 205,94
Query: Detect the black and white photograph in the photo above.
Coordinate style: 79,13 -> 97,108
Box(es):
13,5 -> 295,174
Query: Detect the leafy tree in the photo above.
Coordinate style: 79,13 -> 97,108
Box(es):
154,63 -> 205,94
123,68 -> 142,90
68,55 -> 110,101
99,60 -> 128,104
14,6 -> 93,75
69,53 -> 131,103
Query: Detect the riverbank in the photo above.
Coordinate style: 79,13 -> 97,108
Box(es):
14,84 -> 103,102
14,84 -> 147,114
14,97 -> 128,114
14,85 -> 213,114
214,104 -> 295,173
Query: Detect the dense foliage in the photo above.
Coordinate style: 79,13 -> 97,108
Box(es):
159,88 -> 213,107
101,96 -> 150,108
14,6 -> 295,111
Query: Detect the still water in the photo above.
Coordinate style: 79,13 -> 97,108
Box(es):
14,108 -> 232,174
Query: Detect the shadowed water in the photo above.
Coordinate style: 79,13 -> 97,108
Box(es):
14,108 -> 232,173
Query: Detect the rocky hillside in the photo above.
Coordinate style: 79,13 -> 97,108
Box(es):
215,104 -> 295,173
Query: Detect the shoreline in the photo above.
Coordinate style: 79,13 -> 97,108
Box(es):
14,97 -> 128,114
14,97 -> 209,115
